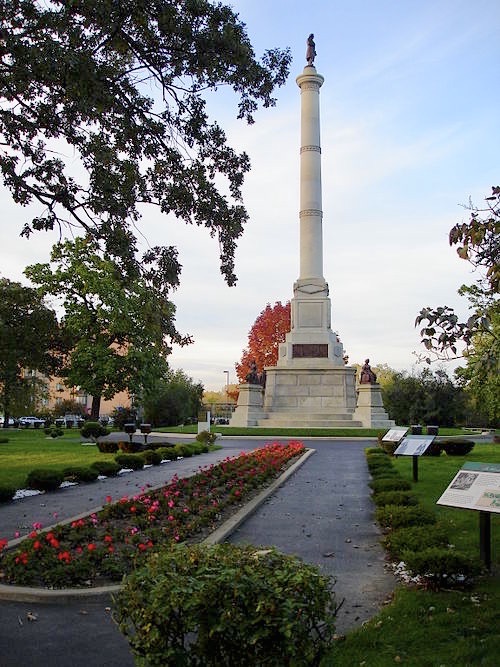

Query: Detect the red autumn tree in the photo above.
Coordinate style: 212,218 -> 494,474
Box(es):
235,301 -> 291,382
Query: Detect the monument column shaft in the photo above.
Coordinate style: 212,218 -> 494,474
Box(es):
296,69 -> 325,281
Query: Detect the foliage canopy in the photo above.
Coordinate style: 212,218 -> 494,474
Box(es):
1,0 -> 291,286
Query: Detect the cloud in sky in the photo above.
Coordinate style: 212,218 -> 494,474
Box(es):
1,0 -> 498,390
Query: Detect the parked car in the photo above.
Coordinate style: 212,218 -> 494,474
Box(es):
0,415 -> 16,427
18,416 -> 45,428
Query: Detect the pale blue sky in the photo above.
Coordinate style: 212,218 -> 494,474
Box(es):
1,0 -> 499,390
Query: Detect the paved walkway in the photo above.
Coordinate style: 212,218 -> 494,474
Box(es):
0,437 -> 396,666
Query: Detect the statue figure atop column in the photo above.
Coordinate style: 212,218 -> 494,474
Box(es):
306,34 -> 316,66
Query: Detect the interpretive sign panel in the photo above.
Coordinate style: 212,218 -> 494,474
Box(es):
382,427 -> 408,442
394,435 -> 435,456
437,462 -> 500,514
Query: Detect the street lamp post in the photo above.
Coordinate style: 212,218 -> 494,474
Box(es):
223,370 -> 229,419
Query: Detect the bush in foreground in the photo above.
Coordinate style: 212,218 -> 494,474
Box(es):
90,461 -> 122,477
375,504 -> 436,530
115,453 -> 144,470
25,469 -> 64,492
440,439 -> 475,456
63,466 -> 99,483
383,524 -> 450,560
114,543 -> 336,667
402,547 -> 481,589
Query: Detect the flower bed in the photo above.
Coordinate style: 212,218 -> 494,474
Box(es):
0,442 -> 305,589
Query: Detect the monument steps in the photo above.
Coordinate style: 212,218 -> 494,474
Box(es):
257,415 -> 363,428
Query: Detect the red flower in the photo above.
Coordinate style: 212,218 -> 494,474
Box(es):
33,540 -> 42,551
58,551 -> 71,563
104,535 -> 113,543
0,538 -> 8,551
105,495 -> 112,504
87,543 -> 96,551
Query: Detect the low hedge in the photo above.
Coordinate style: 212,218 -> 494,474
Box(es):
141,450 -> 162,466
375,504 -> 437,530
402,547 -> 481,588
115,453 -> 145,471
383,524 -> 450,560
0,484 -> 17,502
63,466 -> 99,483
26,469 -> 64,492
369,477 -> 412,493
157,447 -> 179,461
440,439 -> 475,456
96,440 -> 118,454
90,460 -> 122,477
372,490 -> 419,507
118,440 -> 143,453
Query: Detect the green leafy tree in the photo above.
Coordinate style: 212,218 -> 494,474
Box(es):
1,1 -> 291,286
143,369 -> 204,426
25,237 -> 190,419
0,278 -> 62,426
416,187 -> 499,424
382,367 -> 466,427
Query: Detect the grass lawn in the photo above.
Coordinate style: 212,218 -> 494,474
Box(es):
0,428 -> 116,488
325,442 -> 500,666
162,425 -> 472,437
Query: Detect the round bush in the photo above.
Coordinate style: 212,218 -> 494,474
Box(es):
114,543 -> 337,667
26,468 -> 64,492
195,430 -> 217,446
115,453 -> 144,470
372,491 -> 419,507
157,446 -> 178,461
402,547 -> 481,588
375,504 -> 436,530
379,440 -> 399,456
96,440 -> 118,454
118,440 -> 143,453
383,524 -> 450,560
370,477 -> 412,493
63,466 -> 99,483
90,460 -> 121,477
80,421 -> 109,440
366,447 -> 386,456
174,443 -> 193,457
141,450 -> 162,466
440,439 -> 475,456
0,484 -> 17,503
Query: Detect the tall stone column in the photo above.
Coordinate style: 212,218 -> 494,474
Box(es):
296,67 -> 325,287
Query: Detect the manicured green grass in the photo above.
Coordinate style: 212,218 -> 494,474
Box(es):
324,579 -> 500,666
325,442 -> 500,666
161,425 -> 473,437
0,429 -> 116,488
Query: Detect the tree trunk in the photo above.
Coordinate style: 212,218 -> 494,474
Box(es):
90,394 -> 102,420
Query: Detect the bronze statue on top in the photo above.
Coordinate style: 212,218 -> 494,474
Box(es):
306,34 -> 316,66
360,359 -> 377,384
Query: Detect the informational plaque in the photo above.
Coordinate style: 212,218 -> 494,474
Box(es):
292,344 -> 328,358
437,462 -> 500,514
394,435 -> 435,456
382,427 -> 408,442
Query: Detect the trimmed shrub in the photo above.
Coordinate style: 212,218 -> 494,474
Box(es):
366,447 -> 385,456
141,450 -> 162,466
369,478 -> 412,493
0,484 -> 17,502
44,426 -> 63,438
157,447 -> 178,461
63,466 -> 99,483
81,421 -> 109,440
174,443 -> 193,457
118,440 -> 143,453
380,440 -> 400,456
372,491 -> 419,507
440,439 -> 475,456
96,440 -> 118,454
375,504 -> 436,530
383,524 -> 450,560
26,468 -> 64,492
90,460 -> 121,477
115,453 -> 144,471
402,547 -> 481,588
195,430 -> 217,446
114,543 -> 337,667
422,440 -> 442,457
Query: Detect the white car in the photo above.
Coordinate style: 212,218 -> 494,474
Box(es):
18,416 -> 45,428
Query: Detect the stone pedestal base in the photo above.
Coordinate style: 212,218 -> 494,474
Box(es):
353,383 -> 395,429
257,365 -> 361,428
229,384 -> 265,427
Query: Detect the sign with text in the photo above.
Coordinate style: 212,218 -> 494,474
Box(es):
382,427 -> 408,442
394,435 -> 435,456
437,462 -> 500,514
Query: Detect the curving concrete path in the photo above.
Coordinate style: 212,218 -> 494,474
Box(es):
0,437 -> 396,666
